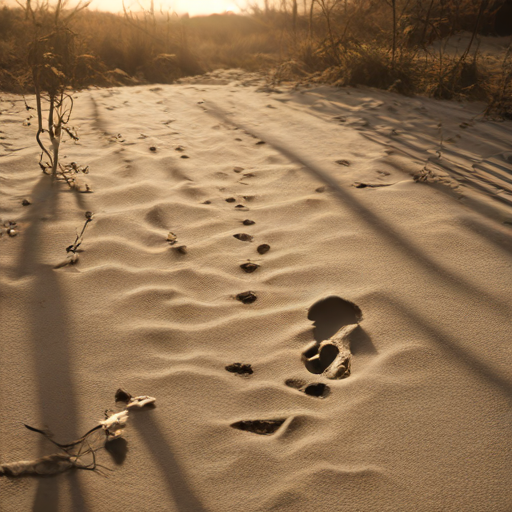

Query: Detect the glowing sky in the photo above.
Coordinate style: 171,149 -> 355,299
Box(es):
89,0 -> 248,15
3,0 -> 257,15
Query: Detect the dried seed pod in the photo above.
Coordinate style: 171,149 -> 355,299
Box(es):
181,155 -> 190,159
240,262 -> 260,273
255,141 -> 266,145
85,211 -> 93,220
115,389 -> 132,403
236,291 -> 257,304
257,244 -> 270,255
167,232 -> 177,245
233,233 -> 253,242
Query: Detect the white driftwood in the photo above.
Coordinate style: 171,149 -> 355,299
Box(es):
126,395 -> 156,409
0,454 -> 74,476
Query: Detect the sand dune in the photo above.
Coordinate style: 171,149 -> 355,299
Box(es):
0,71 -> 511,511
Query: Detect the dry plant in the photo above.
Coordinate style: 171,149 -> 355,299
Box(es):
54,210 -> 93,268
0,390 -> 155,477
22,0 -> 92,187
1,0 -> 510,108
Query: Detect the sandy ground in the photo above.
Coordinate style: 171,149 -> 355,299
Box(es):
1,70 -> 511,511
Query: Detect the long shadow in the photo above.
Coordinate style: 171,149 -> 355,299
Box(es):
460,217 -> 512,255
131,411 -> 209,512
206,103 -> 512,319
387,296 -> 512,401
15,177 -> 88,510
27,263 -> 89,511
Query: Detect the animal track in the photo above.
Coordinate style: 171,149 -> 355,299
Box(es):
231,419 -> 285,435
302,296 -> 362,379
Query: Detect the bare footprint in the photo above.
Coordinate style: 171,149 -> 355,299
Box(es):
301,296 -> 362,380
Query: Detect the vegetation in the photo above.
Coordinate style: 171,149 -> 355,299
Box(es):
0,0 -> 510,116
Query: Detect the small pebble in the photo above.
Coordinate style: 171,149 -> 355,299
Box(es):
233,166 -> 244,173
149,146 -> 157,152
316,186 -> 326,193
235,138 -> 242,141
7,228 -> 17,237
240,262 -> 260,273
181,155 -> 190,159
225,197 -> 236,203
336,159 -> 350,166
234,233 -> 253,242
257,244 -> 270,255
242,219 -> 255,226
235,204 -> 247,209
236,291 -> 257,304
22,199 -> 31,206
202,200 -> 211,205
175,245 -> 187,254
255,141 -> 266,145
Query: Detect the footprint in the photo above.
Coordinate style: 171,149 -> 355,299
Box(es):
231,419 -> 285,435
301,296 -> 362,380
285,379 -> 330,398
225,363 -> 253,376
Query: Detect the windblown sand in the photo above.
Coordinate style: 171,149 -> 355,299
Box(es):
1,70 -> 511,511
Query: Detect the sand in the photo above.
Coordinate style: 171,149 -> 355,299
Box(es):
0,70 -> 511,511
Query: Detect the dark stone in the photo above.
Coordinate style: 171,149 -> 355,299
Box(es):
234,233 -> 253,242
257,244 -> 270,254
236,291 -> 257,304
240,262 -> 260,273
